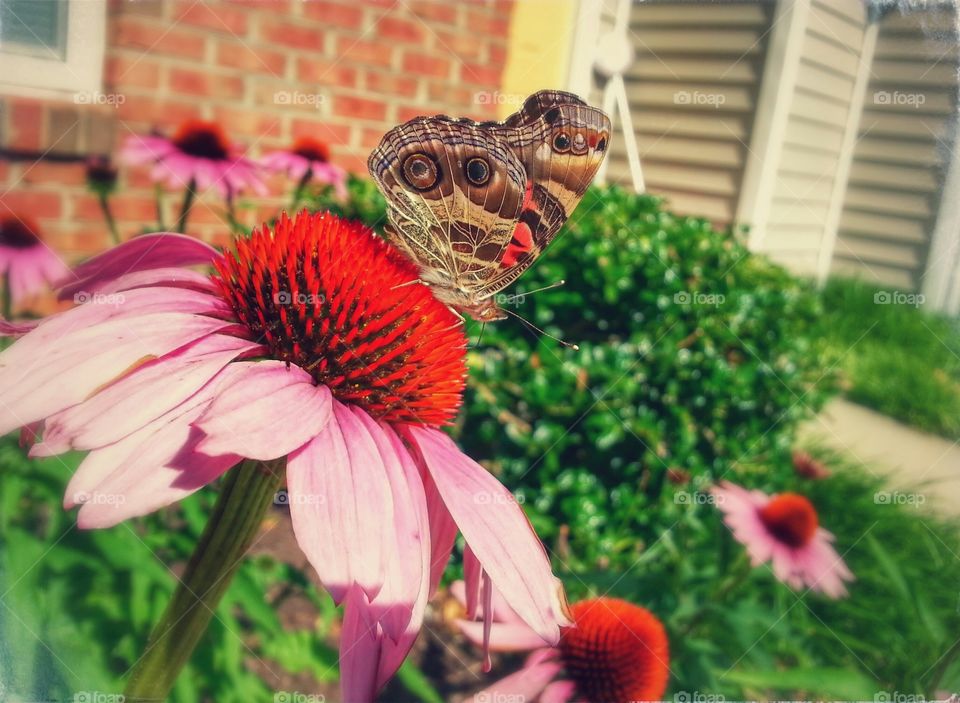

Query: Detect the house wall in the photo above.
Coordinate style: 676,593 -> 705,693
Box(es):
0,0 -> 512,259
602,1 -> 775,228
831,5 -> 959,291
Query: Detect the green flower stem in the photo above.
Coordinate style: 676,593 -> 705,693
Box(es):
154,184 -> 167,230
98,192 -> 121,245
289,169 -> 313,212
123,457 -> 284,702
1,273 -> 11,322
176,178 -> 197,233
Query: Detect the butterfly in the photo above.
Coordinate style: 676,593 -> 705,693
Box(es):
368,90 -> 611,322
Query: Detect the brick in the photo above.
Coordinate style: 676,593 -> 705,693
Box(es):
402,52 -> 449,79
396,104 -> 431,123
360,127 -> 386,149
332,95 -> 386,121
408,0 -> 457,24
113,0 -> 164,17
260,20 -> 325,52
488,40 -> 508,65
460,62 -> 502,87
71,193 -> 106,221
291,119 -> 352,148
113,17 -> 207,60
115,98 -> 200,127
21,162 -> 86,187
434,29 -> 485,61
336,153 -> 369,174
212,107 -> 283,141
47,108 -> 82,155
174,1 -> 248,34
226,0 -> 291,10
376,17 -> 425,43
427,81 -> 477,107
364,70 -> 417,98
466,10 -> 510,36
0,191 -> 64,219
335,36 -> 393,68
169,68 -> 245,100
216,41 -> 286,75
6,102 -> 44,150
301,1 -> 364,29
296,57 -> 358,87
106,54 -> 162,90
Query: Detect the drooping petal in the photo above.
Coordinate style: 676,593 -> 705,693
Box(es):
287,399 -> 392,604
0,317 -> 38,337
0,313 -> 231,435
194,361 -> 332,460
464,655 -> 561,703
37,334 -> 260,455
463,545 -> 483,619
407,426 -> 569,645
456,620 -> 547,652
58,232 -> 221,300
339,586 -> 382,703
539,679 -> 576,703
77,267 -> 219,297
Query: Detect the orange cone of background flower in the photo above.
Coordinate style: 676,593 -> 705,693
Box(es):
0,216 -> 69,308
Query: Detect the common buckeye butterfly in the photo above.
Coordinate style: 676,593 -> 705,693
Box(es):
368,90 -> 611,322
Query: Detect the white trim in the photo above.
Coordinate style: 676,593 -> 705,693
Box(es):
816,18 -> 878,285
0,0 -> 106,100
921,114 -> 960,314
736,0 -> 811,251
566,0 -> 603,97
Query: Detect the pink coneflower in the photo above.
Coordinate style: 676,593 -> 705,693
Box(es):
0,216 -> 69,309
453,581 -> 670,703
120,119 -> 266,198
0,210 -> 569,701
261,136 -> 348,200
792,449 -> 831,480
711,481 -> 854,597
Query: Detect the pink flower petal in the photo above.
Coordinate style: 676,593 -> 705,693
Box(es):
407,426 -> 569,645
38,334 -> 260,455
340,586 -> 382,703
540,679 -> 576,703
194,361 -> 332,460
456,620 -> 547,652
287,400 -> 392,603
0,313 -> 231,435
465,657 -> 561,703
78,267 -> 218,297
59,232 -> 221,300
463,545 -> 483,619
0,317 -> 38,337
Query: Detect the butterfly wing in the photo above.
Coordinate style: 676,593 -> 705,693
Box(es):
368,118 -> 527,296
477,90 -> 611,296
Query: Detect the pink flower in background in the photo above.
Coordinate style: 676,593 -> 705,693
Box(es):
0,211 -> 569,702
261,136 -> 348,200
120,119 -> 266,198
0,216 -> 69,308
452,581 -> 670,703
711,481 -> 854,597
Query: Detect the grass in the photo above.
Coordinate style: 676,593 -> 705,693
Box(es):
818,277 -> 960,439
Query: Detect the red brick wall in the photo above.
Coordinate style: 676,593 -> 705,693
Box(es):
0,0 -> 514,258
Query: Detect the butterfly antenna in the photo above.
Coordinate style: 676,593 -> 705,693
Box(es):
520,279 -> 567,297
502,308 -> 579,351
475,321 -> 486,348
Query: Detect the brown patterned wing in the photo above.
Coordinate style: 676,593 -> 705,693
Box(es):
477,90 -> 611,296
367,117 -> 527,296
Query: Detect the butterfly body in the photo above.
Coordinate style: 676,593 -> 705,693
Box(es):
368,90 -> 610,322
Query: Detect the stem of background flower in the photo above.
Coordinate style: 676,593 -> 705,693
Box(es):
154,184 -> 167,230
176,178 -> 197,233
289,170 -> 313,212
677,550 -> 752,637
97,192 -> 121,245
1,273 -> 11,322
927,636 -> 960,697
123,457 -> 285,702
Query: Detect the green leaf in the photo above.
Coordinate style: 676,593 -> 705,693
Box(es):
721,667 -> 877,700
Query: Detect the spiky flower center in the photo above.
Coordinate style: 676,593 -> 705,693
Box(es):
213,211 -> 466,426
559,598 -> 670,702
0,217 -> 41,249
172,119 -> 231,160
292,136 -> 330,163
759,492 -> 819,548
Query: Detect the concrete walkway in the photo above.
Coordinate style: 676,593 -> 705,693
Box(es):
799,398 -> 960,516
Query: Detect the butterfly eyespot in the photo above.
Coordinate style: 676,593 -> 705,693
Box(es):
595,136 -> 608,152
401,153 -> 440,191
465,157 -> 490,186
552,132 -> 572,152
573,133 -> 587,150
